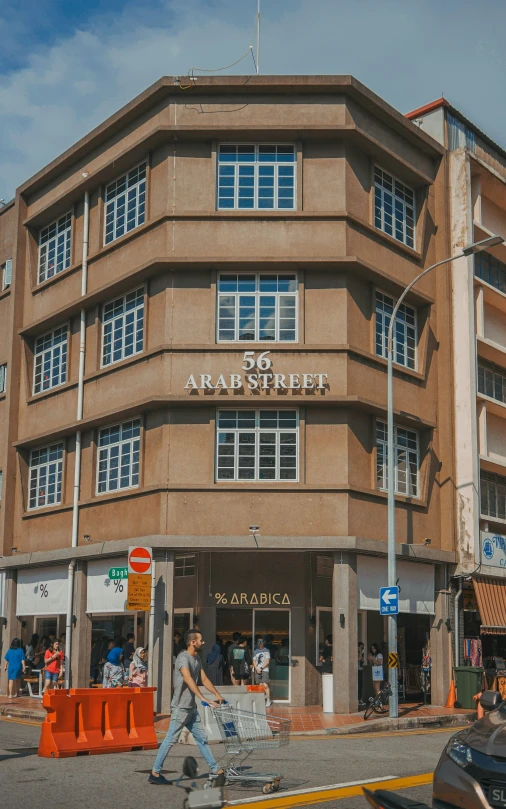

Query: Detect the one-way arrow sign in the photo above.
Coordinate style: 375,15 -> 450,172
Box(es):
379,585 -> 399,615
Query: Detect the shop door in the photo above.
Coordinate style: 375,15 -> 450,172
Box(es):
253,609 -> 290,702
174,609 -> 194,638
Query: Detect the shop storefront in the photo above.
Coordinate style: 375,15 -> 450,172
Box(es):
16,564 -> 69,645
86,557 -> 138,645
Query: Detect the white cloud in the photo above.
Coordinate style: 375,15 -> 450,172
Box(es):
1,0 -> 506,199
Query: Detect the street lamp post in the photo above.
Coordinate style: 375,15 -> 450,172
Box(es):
386,235 -> 503,718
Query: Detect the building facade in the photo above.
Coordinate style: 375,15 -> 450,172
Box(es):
408,99 -> 506,667
0,76 -> 455,711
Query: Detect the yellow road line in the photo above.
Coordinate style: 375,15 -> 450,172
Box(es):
0,716 -> 42,728
227,773 -> 433,809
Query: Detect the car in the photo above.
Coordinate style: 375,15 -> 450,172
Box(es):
433,690 -> 506,809
364,691 -> 506,809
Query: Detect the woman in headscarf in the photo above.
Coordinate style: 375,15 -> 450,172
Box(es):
102,638 -> 124,688
128,647 -> 148,687
205,643 -> 224,686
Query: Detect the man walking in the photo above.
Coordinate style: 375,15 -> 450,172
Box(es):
253,638 -> 272,707
149,628 -> 225,785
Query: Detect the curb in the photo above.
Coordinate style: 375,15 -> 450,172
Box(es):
323,712 -> 476,735
0,705 -> 46,723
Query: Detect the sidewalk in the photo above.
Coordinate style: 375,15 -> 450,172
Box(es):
0,694 -> 475,735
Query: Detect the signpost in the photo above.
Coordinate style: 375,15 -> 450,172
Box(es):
379,586 -> 399,616
127,547 -> 152,612
108,566 -> 128,580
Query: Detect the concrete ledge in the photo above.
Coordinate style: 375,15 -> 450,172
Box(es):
0,704 -> 46,722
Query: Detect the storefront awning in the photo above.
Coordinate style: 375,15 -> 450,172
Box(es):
17,565 -> 69,616
87,558 -> 128,614
357,556 -> 435,614
474,576 -> 506,635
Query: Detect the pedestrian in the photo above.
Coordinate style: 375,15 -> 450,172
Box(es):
59,633 -> 66,655
205,644 -> 224,686
129,648 -> 148,687
368,643 -> 384,696
231,636 -> 251,685
227,632 -> 242,685
358,642 -> 366,707
122,633 -> 135,680
44,640 -> 64,690
149,628 -> 225,785
25,633 -> 39,670
319,635 -> 333,673
253,638 -> 272,707
3,638 -> 27,699
173,631 -> 184,659
103,637 -> 124,688
277,638 -> 290,666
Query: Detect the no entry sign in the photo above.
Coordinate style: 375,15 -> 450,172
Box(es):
128,546 -> 152,575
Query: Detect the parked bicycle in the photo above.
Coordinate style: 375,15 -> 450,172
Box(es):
363,681 -> 392,720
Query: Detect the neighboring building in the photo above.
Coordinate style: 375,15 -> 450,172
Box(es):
408,99 -> 506,665
0,76 -> 454,711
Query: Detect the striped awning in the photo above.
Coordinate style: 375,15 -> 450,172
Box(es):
474,576 -> 506,635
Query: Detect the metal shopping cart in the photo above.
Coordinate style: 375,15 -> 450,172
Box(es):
204,704 -> 291,794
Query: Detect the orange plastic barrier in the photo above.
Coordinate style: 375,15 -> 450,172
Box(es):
38,686 -> 158,758
246,685 -> 265,693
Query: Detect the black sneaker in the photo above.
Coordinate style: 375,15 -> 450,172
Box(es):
148,773 -> 173,785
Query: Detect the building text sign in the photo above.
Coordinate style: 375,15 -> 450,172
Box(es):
185,351 -> 328,391
481,532 -> 506,569
215,591 -> 291,606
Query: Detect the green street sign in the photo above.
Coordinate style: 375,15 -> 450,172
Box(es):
108,567 -> 128,580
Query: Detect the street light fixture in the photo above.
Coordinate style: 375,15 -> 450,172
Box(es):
386,234 -> 504,718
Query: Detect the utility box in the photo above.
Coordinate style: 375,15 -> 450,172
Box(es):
454,667 -> 484,709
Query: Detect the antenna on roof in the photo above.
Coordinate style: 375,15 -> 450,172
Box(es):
256,0 -> 260,75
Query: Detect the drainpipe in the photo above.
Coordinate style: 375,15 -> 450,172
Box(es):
65,191 -> 89,688
454,576 -> 463,672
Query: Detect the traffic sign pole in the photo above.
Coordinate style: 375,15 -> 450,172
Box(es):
387,340 -> 398,719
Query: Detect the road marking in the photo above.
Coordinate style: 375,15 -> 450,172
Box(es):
0,717 -> 42,728
227,773 -> 433,808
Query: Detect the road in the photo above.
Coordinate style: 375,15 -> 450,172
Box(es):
0,719 -> 461,808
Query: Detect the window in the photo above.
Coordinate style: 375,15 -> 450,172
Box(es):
38,212 -> 72,284
175,554 -> 196,578
102,288 -> 144,366
2,259 -> 12,290
218,274 -> 297,342
217,145 -> 296,210
29,443 -> 63,509
316,555 -> 333,578
104,162 -> 146,244
481,470 -> 506,520
216,410 -> 298,481
376,421 -> 419,497
0,363 -> 6,394
475,252 -> 506,295
33,326 -> 68,394
375,291 -> 417,370
374,167 -> 415,248
478,360 -> 506,404
97,419 -> 140,494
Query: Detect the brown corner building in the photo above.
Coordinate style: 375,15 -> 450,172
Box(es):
0,76 -> 459,711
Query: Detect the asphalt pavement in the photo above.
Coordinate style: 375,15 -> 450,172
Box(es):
0,719 -> 462,808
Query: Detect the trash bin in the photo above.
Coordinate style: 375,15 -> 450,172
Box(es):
322,673 -> 334,713
454,666 -> 484,709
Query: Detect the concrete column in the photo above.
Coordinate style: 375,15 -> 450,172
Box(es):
475,286 -> 485,339
332,552 -> 358,714
430,565 -> 452,706
471,174 -> 482,225
478,400 -> 487,458
152,552 -> 174,715
70,561 -> 92,688
0,570 -> 21,695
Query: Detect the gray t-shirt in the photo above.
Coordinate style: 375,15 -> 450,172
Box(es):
171,650 -> 201,709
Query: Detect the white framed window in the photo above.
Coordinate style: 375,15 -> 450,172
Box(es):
175,554 -> 196,578
102,287 -> 144,367
38,212 -> 72,284
374,167 -> 415,248
2,258 -> 12,290
33,325 -> 68,394
97,419 -> 140,494
0,363 -> 6,394
29,443 -> 63,510
216,410 -> 298,482
217,274 -> 297,342
376,421 -> 419,497
217,144 -> 296,210
481,470 -> 506,520
104,162 -> 146,245
375,291 -> 417,370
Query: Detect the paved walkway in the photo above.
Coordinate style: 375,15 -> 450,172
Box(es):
0,694 -> 474,734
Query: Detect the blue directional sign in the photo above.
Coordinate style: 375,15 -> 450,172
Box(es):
379,586 -> 399,616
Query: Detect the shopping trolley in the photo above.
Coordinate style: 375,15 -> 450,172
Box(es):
203,703 -> 291,794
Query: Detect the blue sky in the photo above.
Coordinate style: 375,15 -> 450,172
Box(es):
1,0 -> 506,199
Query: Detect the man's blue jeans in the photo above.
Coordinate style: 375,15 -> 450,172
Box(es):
153,707 -> 219,775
